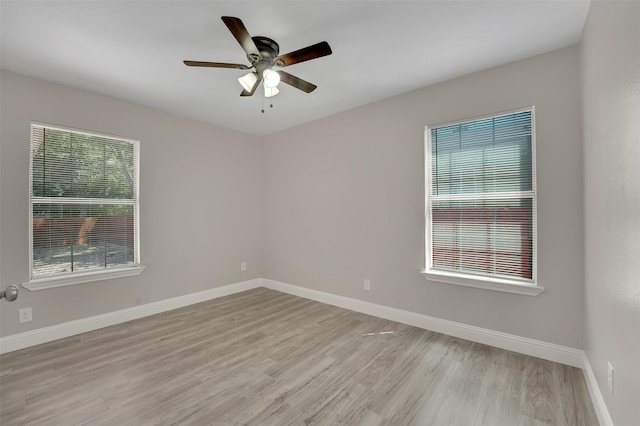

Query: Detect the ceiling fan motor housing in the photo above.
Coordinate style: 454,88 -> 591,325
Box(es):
250,36 -> 280,64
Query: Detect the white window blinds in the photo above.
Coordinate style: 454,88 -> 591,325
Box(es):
426,109 -> 536,282
29,124 -> 140,279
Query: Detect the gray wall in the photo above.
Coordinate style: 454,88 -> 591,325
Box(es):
581,1 -> 640,425
3,3 -> 638,420
0,70 -> 264,337
263,46 -> 585,348
1,47 -> 588,350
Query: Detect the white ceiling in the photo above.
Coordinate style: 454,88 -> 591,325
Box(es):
1,1 -> 590,136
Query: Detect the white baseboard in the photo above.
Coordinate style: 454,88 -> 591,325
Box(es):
262,278 -> 584,368
1,277 -> 582,366
0,278 -> 262,354
1,276 -> 612,424
263,279 -> 617,421
581,353 -> 614,426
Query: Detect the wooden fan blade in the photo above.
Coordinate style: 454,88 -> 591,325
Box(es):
183,60 -> 250,69
221,16 -> 260,59
240,77 -> 262,96
274,41 -> 332,67
278,71 -> 317,93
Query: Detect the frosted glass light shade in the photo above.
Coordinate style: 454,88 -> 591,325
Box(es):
264,86 -> 279,98
238,72 -> 258,92
263,69 -> 280,88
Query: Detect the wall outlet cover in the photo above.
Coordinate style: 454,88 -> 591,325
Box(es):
19,307 -> 33,323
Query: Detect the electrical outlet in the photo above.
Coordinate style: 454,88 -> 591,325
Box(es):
240,262 -> 247,272
364,279 -> 371,291
19,307 -> 32,323
607,362 -> 614,394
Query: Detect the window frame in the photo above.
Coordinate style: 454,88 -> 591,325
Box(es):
421,107 -> 544,296
23,122 -> 144,291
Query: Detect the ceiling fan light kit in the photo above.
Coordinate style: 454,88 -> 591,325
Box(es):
184,16 -> 332,99
238,72 -> 258,92
264,86 -> 279,98
263,69 -> 280,88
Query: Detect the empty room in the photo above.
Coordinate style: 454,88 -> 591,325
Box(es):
0,1 -> 638,425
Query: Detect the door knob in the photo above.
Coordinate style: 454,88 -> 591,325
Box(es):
1,285 -> 19,302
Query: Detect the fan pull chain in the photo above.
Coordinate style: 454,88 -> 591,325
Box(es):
261,94 -> 274,114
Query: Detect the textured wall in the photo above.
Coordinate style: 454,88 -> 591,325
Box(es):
263,46 -> 585,348
581,1 -> 640,424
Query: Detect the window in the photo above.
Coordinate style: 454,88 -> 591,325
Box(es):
26,123 -> 142,290
423,108 -> 542,295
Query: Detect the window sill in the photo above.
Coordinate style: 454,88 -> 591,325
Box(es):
420,269 -> 544,296
22,266 -> 145,291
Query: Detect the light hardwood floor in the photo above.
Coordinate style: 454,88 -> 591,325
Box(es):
0,288 -> 598,425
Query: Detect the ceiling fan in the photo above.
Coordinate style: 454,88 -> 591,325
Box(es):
184,16 -> 332,98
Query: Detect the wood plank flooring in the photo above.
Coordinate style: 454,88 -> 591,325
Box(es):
0,288 -> 598,425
